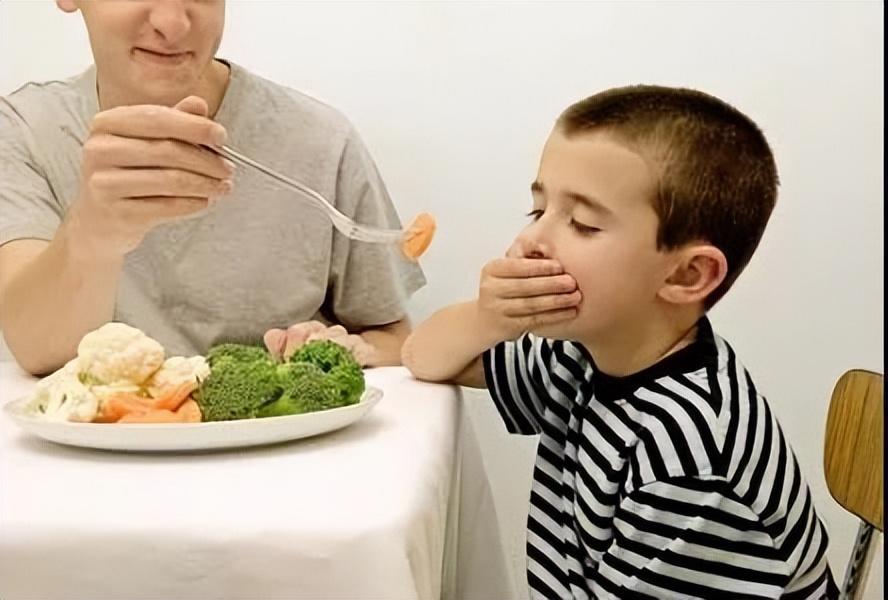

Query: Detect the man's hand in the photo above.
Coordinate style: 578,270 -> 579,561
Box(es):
67,95 -> 234,257
263,321 -> 378,366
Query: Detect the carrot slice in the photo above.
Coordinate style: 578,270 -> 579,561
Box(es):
118,409 -> 180,424
117,399 -> 202,424
94,394 -> 155,423
151,380 -> 198,411
175,399 -> 202,423
401,212 -> 436,260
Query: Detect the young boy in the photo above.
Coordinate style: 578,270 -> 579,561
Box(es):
402,86 -> 838,599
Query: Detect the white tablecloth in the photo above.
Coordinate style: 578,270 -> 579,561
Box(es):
0,363 -> 516,600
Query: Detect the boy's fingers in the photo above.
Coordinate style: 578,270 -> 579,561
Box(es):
504,291 -> 582,316
497,274 -> 577,299
485,257 -> 564,279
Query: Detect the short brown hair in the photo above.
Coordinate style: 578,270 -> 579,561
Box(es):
557,85 -> 778,307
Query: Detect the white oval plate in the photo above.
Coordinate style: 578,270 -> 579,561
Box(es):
2,387 -> 382,452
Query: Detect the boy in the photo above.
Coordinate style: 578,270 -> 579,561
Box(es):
402,86 -> 837,599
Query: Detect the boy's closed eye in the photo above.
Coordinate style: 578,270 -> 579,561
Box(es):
570,219 -> 601,235
525,209 -> 601,235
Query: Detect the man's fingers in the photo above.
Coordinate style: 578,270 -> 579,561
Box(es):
119,196 -> 212,222
174,95 -> 209,117
91,168 -> 231,200
263,328 -> 287,360
91,104 -> 227,147
270,322 -> 370,363
85,135 -> 234,180
282,321 -> 328,359
348,338 -> 378,367
268,323 -> 374,366
325,333 -> 376,367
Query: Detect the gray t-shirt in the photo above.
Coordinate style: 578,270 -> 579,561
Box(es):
0,61 -> 426,356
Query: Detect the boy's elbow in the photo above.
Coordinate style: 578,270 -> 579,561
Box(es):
400,333 -> 424,379
400,332 -> 441,382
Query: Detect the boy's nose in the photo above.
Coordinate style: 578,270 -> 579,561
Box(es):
148,0 -> 192,44
506,236 -> 552,260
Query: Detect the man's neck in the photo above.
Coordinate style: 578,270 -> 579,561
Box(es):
96,59 -> 231,117
579,310 -> 703,378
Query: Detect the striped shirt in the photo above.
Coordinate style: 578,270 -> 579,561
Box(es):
483,317 -> 838,599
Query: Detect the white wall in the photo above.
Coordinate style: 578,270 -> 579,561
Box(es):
1,1 -> 883,597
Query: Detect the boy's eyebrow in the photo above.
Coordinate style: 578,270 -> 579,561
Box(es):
530,181 -> 613,216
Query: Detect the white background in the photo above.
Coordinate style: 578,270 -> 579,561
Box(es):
1,1 -> 883,597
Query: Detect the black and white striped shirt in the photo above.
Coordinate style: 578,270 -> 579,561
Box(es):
483,317 -> 837,599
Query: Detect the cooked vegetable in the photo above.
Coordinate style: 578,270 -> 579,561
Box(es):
195,357 -> 281,421
206,343 -> 269,367
196,340 -> 366,421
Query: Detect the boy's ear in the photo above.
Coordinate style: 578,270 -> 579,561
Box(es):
56,0 -> 79,14
658,243 -> 728,306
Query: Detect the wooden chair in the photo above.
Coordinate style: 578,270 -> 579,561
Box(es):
824,369 -> 883,599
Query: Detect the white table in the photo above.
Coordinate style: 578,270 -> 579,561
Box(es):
0,362 -> 516,600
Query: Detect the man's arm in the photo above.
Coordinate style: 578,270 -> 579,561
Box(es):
355,317 -> 413,367
0,97 -> 231,375
0,235 -> 121,375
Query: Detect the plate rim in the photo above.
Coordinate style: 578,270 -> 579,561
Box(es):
3,385 -> 383,430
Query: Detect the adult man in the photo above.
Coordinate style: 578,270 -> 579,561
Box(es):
0,0 -> 425,374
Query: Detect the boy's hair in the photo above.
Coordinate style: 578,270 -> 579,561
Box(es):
557,85 -> 778,308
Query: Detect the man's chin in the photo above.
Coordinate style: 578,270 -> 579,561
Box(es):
124,66 -> 201,101
125,79 -> 195,107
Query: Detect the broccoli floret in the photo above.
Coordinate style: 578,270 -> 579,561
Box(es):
276,361 -> 324,384
289,340 -> 355,372
206,343 -> 269,367
288,340 -> 365,408
257,370 -> 340,417
199,340 -> 366,421
196,358 -> 282,421
327,362 -> 365,407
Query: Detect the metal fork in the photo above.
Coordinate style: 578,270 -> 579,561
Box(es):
212,145 -> 403,244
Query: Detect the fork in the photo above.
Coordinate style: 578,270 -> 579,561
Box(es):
212,145 -> 404,244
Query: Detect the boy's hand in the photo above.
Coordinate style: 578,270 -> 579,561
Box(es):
67,96 -> 234,257
476,255 -> 581,343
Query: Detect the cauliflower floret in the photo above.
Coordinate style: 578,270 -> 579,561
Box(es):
77,322 -> 165,385
26,358 -> 100,422
146,355 -> 210,398
91,382 -> 143,402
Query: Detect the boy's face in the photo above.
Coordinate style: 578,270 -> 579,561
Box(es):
511,129 -> 676,343
58,0 -> 225,106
